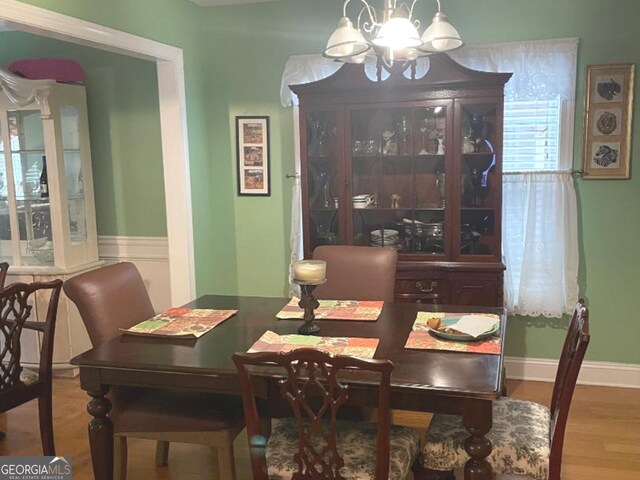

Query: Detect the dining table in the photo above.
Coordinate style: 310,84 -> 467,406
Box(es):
70,295 -> 506,480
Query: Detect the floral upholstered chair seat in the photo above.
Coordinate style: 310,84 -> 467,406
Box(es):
19,368 -> 39,386
422,397 -> 551,480
266,418 -> 421,480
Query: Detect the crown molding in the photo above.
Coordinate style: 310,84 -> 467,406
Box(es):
189,0 -> 284,6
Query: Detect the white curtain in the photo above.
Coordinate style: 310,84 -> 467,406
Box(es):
280,39 -> 580,316
451,38 -> 580,317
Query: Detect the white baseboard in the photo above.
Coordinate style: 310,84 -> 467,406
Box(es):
97,235 -> 172,312
505,356 -> 640,389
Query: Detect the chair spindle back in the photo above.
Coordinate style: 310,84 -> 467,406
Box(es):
233,348 -> 394,480
548,299 -> 590,478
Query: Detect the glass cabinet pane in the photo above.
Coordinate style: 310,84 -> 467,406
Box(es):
61,106 -> 87,244
459,103 -> 500,257
306,111 -> 339,251
8,110 -> 54,265
350,105 -> 447,256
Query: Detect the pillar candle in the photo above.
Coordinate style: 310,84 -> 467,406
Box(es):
293,260 -> 326,283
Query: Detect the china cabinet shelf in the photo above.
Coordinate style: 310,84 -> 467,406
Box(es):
292,54 -> 511,307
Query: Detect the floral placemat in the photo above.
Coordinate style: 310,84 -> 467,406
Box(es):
248,330 -> 379,359
276,298 -> 383,321
404,312 -> 501,355
121,308 -> 237,338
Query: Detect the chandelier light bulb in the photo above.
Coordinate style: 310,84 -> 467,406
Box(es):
420,11 -> 463,52
324,16 -> 370,59
373,11 -> 423,51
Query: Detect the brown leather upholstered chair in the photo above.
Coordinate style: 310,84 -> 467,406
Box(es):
0,280 -> 63,455
64,262 -> 243,480
313,246 -> 398,302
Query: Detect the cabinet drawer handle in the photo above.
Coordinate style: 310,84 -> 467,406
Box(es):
416,281 -> 438,294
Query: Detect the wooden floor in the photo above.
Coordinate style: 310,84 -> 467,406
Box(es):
0,378 -> 639,480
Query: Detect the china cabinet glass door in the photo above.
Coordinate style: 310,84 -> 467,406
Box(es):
349,102 -> 451,258
61,105 -> 87,245
6,109 -> 54,265
305,110 -> 341,253
456,100 -> 502,261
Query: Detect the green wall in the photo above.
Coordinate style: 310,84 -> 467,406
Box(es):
0,31 -> 167,237
13,0 -> 639,364
14,0 -> 239,295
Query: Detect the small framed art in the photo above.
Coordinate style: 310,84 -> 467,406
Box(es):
582,63 -> 635,179
236,116 -> 270,195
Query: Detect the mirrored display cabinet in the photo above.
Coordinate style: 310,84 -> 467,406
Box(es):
291,55 -> 512,306
0,67 -> 100,372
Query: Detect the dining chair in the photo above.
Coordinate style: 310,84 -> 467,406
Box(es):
233,348 -> 421,480
416,300 -> 590,480
0,261 -> 9,441
64,262 -> 244,480
312,245 -> 398,301
0,279 -> 63,455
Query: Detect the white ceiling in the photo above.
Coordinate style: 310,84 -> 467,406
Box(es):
188,0 -> 285,6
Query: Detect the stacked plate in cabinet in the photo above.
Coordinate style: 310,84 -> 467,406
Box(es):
370,229 -> 402,250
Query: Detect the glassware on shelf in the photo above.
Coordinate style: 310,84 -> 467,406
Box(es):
436,136 -> 445,154
469,114 -> 484,141
353,140 -> 364,156
382,130 -> 397,155
470,168 -> 490,207
317,171 -> 332,208
308,118 -> 330,157
419,116 -> 436,154
365,139 -> 379,156
462,135 -> 475,154
436,171 -> 446,207
397,116 -> 410,155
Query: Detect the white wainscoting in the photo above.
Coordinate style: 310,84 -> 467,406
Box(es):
505,356 -> 640,389
98,236 -> 172,313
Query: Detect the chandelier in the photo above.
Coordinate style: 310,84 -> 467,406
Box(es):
323,0 -> 463,71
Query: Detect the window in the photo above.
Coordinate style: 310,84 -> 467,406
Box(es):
503,98 -> 561,172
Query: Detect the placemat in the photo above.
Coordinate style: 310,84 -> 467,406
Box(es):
276,298 -> 383,321
404,312 -> 501,355
121,308 -> 237,338
248,330 -> 379,359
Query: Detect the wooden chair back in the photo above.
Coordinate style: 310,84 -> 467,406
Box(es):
548,299 -> 590,479
0,280 -> 62,400
312,246 -> 397,302
0,262 -> 9,290
233,348 -> 394,480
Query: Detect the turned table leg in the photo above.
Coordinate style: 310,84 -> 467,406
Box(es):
462,400 -> 493,480
87,388 -> 114,480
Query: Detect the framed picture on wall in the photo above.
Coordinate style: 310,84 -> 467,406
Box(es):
582,63 -> 635,179
236,116 -> 270,195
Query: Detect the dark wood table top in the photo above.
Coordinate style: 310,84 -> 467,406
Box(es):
72,296 -> 506,403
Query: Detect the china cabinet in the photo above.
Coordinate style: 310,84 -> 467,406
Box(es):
291,54 -> 512,306
0,67 -> 100,372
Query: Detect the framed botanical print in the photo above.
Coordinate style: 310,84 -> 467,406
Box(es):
236,116 -> 270,195
582,63 -> 635,179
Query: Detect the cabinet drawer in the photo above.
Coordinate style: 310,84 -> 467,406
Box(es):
449,275 -> 502,307
395,278 -> 449,305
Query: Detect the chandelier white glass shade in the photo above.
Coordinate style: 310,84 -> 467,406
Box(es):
324,0 -> 463,68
